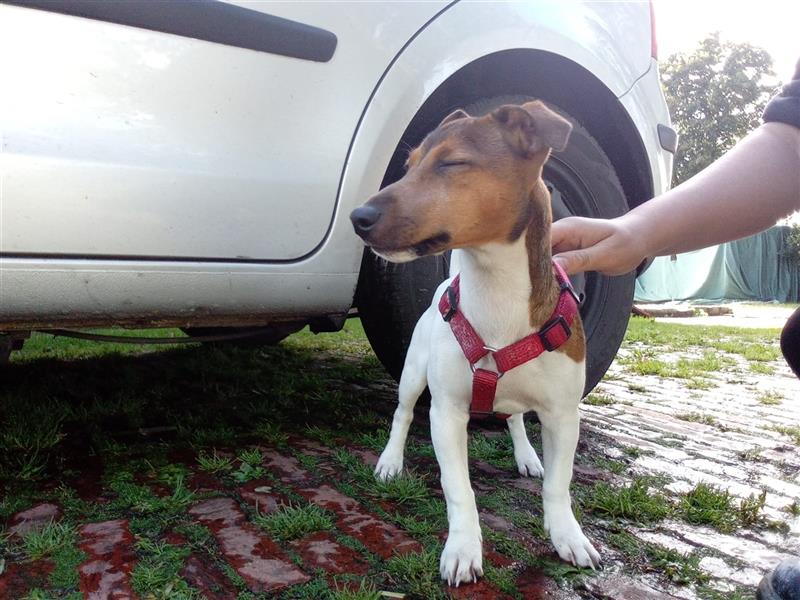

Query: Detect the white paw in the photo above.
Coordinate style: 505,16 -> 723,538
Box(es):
440,531 -> 484,586
514,447 -> 544,478
374,449 -> 403,481
545,509 -> 601,569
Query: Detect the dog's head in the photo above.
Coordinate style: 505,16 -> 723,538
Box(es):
350,100 -> 571,262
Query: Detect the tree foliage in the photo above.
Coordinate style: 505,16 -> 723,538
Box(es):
662,33 -> 775,186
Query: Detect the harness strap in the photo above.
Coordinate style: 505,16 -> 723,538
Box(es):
438,262 -> 579,419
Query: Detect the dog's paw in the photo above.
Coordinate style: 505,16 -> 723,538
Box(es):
374,450 -> 403,481
546,510 -> 601,569
514,447 -> 544,478
440,532 -> 483,586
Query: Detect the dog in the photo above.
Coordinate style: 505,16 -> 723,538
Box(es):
350,100 -> 600,586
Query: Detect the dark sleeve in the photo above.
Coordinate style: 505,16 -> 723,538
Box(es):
763,58 -> 800,128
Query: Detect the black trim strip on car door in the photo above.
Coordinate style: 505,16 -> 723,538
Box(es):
3,0 -> 337,62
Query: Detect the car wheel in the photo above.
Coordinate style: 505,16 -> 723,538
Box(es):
357,96 -> 634,396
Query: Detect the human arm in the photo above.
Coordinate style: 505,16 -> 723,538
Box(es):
552,121 -> 800,275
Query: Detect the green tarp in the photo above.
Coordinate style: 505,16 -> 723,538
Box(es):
635,225 -> 800,303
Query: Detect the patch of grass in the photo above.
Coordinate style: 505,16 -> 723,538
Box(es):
253,421 -> 289,447
355,430 -> 389,452
468,432 -> 514,467
784,500 -> 800,516
385,547 -> 446,600
333,448 -> 430,505
197,450 -> 233,473
584,393 -> 615,406
593,457 -> 627,475
678,484 -> 768,533
679,483 -> 736,532
23,521 -> 76,560
646,545 -> 709,585
757,391 -> 784,406
585,478 -> 670,524
483,563 -> 518,597
231,449 -> 266,483
677,412 -> 716,426
750,362 -> 776,375
769,425 -> 800,444
130,539 -> 198,599
627,383 -> 649,393
49,542 -> 86,590
253,503 -> 334,541
392,513 -> 440,539
329,580 -> 382,600
685,378 -> 715,390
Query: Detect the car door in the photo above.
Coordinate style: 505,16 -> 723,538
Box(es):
0,1 -> 448,262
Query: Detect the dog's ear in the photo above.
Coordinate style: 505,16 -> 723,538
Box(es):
491,101 -> 572,156
438,109 -> 469,128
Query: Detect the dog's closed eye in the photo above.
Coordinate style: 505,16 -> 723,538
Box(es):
437,160 -> 471,172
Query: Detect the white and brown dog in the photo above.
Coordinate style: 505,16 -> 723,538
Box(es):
350,101 -> 600,585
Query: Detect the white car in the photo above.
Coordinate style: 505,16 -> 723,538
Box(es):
0,0 -> 674,392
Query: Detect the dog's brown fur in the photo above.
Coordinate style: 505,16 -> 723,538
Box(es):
358,100 -> 584,362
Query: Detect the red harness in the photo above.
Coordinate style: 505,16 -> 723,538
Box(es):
437,262 -> 580,419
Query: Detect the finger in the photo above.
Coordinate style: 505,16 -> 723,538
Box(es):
553,249 -> 594,275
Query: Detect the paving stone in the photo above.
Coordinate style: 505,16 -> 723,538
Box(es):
8,502 -> 61,537
78,519 -> 138,600
291,531 -> 369,575
446,579 -> 513,599
181,555 -> 239,600
189,497 -> 309,593
0,559 -> 54,598
237,480 -> 289,515
515,566 -> 580,599
585,573 -> 682,599
299,484 -> 422,559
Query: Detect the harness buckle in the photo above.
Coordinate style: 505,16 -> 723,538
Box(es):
443,286 -> 458,322
560,279 -> 582,307
539,316 -> 571,352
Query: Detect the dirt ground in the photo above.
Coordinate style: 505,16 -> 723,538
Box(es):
1,313 -> 798,599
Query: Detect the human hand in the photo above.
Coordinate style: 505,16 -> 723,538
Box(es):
551,216 -> 647,276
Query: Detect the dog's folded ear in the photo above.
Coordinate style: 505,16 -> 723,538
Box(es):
491,101 -> 572,157
438,109 -> 470,128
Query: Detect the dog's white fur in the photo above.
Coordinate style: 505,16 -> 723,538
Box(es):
375,235 -> 600,585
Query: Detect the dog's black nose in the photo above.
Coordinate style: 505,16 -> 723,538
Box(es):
350,205 -> 382,236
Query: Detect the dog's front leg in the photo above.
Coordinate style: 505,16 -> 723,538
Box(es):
539,407 -> 601,569
375,312 -> 431,481
430,401 -> 483,586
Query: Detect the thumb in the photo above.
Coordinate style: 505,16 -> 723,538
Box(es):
553,248 -> 594,275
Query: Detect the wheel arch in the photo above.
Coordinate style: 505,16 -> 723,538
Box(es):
379,49 -> 653,209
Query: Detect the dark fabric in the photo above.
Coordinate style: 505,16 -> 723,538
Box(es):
763,58 -> 800,128
781,306 -> 800,379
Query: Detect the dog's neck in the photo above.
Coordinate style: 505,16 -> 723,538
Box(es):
455,182 -> 559,346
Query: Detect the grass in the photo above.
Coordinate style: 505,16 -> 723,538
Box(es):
130,539 -> 198,599
677,412 -> 717,426
768,424 -> 800,444
23,521 -> 76,560
386,547 -> 446,600
679,483 -> 768,533
253,503 -> 334,541
584,393 -> 615,406
584,477 -> 670,524
2,313 -> 796,597
757,390 -> 784,405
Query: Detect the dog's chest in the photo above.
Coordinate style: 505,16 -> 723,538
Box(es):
428,315 -> 585,414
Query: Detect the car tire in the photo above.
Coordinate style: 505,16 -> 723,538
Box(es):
357,96 -> 634,396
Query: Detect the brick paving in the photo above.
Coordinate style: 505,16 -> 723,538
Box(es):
2,322 -> 799,599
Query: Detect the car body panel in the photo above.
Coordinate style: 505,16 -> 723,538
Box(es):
0,1 -> 670,329
0,2 -> 447,261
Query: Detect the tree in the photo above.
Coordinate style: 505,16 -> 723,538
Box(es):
661,33 -> 775,186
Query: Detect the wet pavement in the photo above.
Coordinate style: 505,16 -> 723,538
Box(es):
1,318 -> 799,599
